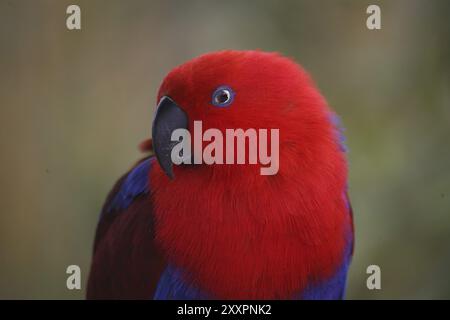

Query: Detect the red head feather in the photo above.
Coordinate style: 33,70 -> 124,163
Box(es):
150,50 -> 350,299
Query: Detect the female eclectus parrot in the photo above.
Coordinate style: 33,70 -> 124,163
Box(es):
87,50 -> 354,300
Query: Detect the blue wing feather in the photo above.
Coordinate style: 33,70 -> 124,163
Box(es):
154,265 -> 211,300
104,157 -> 155,214
299,237 -> 353,299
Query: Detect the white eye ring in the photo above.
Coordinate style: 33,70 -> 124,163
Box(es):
211,86 -> 235,107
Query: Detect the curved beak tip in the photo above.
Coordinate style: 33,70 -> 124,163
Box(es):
152,96 -> 188,179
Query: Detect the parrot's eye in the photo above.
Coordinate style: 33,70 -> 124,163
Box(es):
211,86 -> 235,107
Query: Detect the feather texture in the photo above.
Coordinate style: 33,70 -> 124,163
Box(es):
87,50 -> 354,300
87,157 -> 166,299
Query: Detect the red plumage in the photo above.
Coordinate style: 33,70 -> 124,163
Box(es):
151,51 -> 351,299
88,50 -> 353,299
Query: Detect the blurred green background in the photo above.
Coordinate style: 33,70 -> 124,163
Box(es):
0,0 -> 449,299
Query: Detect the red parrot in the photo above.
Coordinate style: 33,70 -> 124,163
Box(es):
87,50 -> 354,299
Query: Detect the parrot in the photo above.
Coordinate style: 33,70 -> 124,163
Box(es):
86,50 -> 354,300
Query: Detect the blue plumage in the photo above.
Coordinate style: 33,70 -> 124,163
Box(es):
330,113 -> 348,153
154,265 -> 210,300
300,238 -> 352,299
105,157 -> 154,214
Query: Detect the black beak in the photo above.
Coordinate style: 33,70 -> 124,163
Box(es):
152,96 -> 188,179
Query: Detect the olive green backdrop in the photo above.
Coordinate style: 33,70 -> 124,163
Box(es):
0,0 -> 449,299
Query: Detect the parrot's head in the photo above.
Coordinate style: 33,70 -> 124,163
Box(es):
149,51 -> 349,299
152,50 -> 343,182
